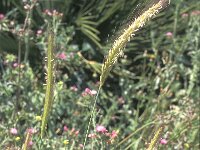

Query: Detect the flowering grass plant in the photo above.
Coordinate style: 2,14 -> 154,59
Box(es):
0,0 -> 199,149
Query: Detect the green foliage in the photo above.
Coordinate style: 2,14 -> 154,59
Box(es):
0,0 -> 199,149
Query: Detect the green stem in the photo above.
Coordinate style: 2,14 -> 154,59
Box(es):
41,30 -> 55,138
83,87 -> 101,149
114,121 -> 155,149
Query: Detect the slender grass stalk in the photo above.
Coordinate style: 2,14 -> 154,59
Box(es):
22,132 -> 31,150
114,121 -> 155,149
15,37 -> 22,118
41,30 -> 55,138
22,0 -> 36,62
83,87 -> 101,150
100,0 -> 170,87
146,126 -> 164,150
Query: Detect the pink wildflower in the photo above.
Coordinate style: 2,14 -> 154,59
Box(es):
85,88 -> 91,94
160,138 -> 168,145
70,128 -> 75,135
28,141 -> 33,146
10,128 -> 18,135
82,92 -> 88,97
13,62 -> 19,68
53,10 -> 57,15
105,132 -> 110,137
75,130 -> 79,136
82,88 -> 91,96
90,90 -> 97,95
37,30 -> 42,35
191,10 -> 200,16
57,52 -> 66,60
70,85 -> 78,92
96,125 -> 107,133
44,9 -> 52,16
110,130 -> 118,139
63,125 -> 68,132
88,133 -> 96,138
83,88 -> 97,96
79,144 -> 84,148
181,13 -> 188,18
165,32 -> 173,38
27,128 -> 36,134
0,13 -> 4,20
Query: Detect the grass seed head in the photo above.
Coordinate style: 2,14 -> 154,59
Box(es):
100,0 -> 169,87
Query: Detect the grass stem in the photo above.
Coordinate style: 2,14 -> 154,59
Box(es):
83,87 -> 101,150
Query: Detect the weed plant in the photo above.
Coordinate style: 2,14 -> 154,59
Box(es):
0,0 -> 199,149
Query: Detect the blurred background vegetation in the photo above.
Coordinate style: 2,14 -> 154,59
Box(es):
0,0 -> 199,149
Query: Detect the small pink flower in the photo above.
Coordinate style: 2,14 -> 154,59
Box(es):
63,125 -> 68,132
53,10 -> 57,15
75,130 -> 79,136
96,125 -> 107,133
191,10 -> 200,16
160,138 -> 168,145
13,62 -> 19,68
57,52 -> 66,60
88,133 -> 96,138
110,130 -> 118,139
27,128 -> 36,134
70,86 -> 78,92
83,88 -> 97,96
0,13 -> 5,20
82,92 -> 87,97
79,144 -> 84,148
181,13 -> 188,18
90,90 -> 97,95
44,9 -> 52,16
37,30 -> 42,35
82,88 -> 91,96
44,9 -> 48,13
28,141 -> 33,146
10,128 -> 18,135
165,32 -> 173,38
105,132 -> 110,137
85,88 -> 91,94
70,128 -> 75,135
47,12 -> 52,16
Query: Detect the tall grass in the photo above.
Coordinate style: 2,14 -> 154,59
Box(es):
1,0 -> 199,149
40,30 -> 55,138
83,0 -> 170,149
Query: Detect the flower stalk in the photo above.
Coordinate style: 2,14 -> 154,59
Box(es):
41,30 -> 55,138
22,131 -> 32,150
